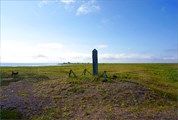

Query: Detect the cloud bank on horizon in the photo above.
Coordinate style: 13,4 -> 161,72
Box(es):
1,0 -> 178,63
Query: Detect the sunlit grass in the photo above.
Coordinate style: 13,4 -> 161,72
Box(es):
0,63 -> 177,119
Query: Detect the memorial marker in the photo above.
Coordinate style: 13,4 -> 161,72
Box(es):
92,49 -> 98,75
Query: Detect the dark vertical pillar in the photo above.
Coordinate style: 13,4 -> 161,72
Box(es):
92,49 -> 98,75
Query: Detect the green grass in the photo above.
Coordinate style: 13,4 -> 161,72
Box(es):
0,63 -> 178,119
0,110 -> 22,119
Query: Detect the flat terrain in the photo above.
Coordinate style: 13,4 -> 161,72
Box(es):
0,63 -> 178,119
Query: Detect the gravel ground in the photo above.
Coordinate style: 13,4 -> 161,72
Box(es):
0,79 -> 53,119
0,79 -> 177,119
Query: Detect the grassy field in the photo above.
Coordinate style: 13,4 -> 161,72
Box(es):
0,63 -> 178,119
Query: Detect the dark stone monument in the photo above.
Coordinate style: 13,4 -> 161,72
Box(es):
92,49 -> 98,75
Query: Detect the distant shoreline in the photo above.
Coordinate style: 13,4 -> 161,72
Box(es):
1,62 -> 177,67
0,63 -> 62,67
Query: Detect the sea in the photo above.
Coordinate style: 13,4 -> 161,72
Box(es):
0,63 -> 62,67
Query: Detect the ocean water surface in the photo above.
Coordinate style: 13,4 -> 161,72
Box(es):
1,63 -> 62,67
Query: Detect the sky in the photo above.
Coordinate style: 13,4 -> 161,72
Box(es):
1,0 -> 178,63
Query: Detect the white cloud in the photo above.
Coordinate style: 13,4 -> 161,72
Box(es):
100,53 -> 153,60
38,43 -> 63,49
1,41 -> 64,63
76,0 -> 100,15
98,53 -> 178,63
59,0 -> 76,11
162,56 -> 177,60
38,0 -> 100,15
33,54 -> 48,59
60,0 -> 75,5
90,0 -> 97,4
95,45 -> 108,49
1,40 -> 177,63
38,0 -> 51,8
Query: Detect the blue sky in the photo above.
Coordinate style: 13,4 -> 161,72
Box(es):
1,0 -> 178,63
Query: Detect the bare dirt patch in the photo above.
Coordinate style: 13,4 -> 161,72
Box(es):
0,79 -> 177,119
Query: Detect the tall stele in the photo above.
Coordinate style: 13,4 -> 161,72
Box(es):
92,49 -> 98,75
